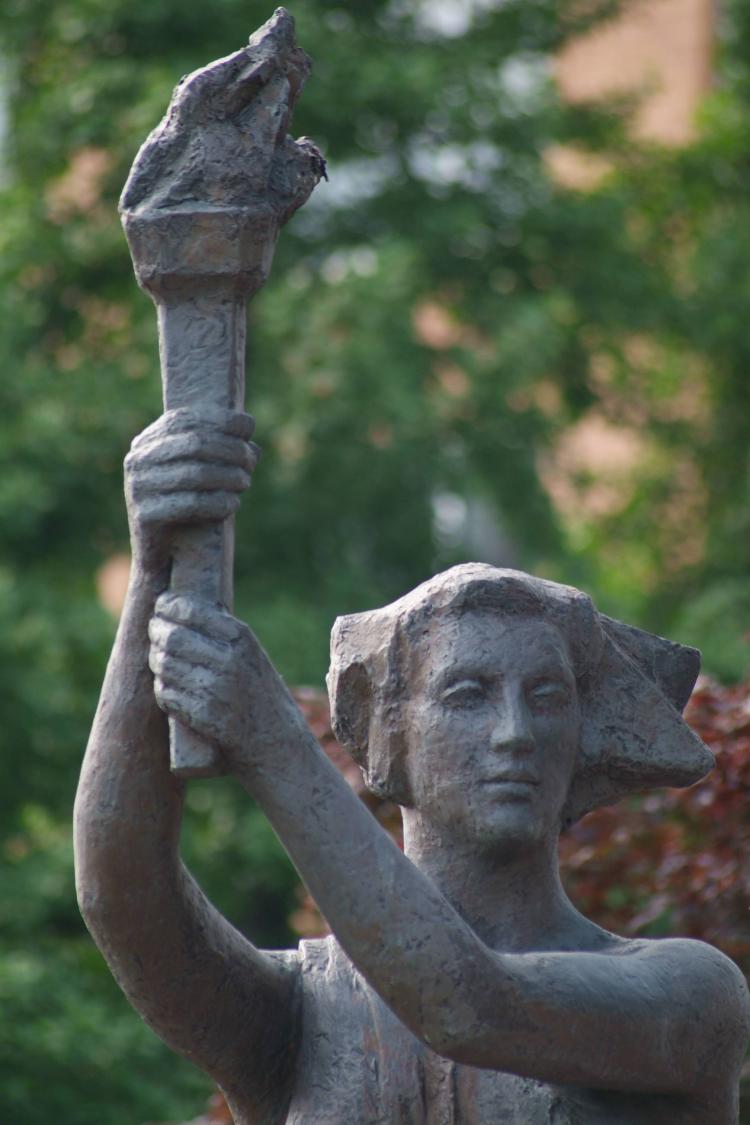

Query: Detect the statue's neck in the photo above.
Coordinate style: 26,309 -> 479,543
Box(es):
401,810 -> 584,953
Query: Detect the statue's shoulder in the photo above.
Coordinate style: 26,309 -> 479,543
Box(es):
268,935 -> 387,1037
616,933 -> 746,980
264,935 -> 355,986
620,935 -> 749,1063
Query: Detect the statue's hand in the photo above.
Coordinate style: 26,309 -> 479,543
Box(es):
148,594 -> 306,765
124,408 -> 258,573
119,8 -> 324,225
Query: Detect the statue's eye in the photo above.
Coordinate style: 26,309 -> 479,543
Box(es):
527,680 -> 569,709
441,679 -> 486,707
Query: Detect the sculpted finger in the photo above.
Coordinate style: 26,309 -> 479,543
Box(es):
154,594 -> 244,644
130,409 -> 255,452
149,618 -> 232,666
153,680 -> 205,734
133,462 -> 251,496
224,411 -> 256,440
150,647 -> 190,681
150,651 -> 221,698
148,645 -> 168,678
148,615 -> 181,655
154,678 -> 234,754
129,419 -> 163,454
128,432 -> 259,474
137,491 -> 240,526
129,408 -> 202,453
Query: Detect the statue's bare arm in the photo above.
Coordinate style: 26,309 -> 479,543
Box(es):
74,410 -> 300,1115
77,17 -> 321,1111
150,586 -> 750,1101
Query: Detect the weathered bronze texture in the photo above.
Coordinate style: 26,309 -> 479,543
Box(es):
75,11 -> 750,1123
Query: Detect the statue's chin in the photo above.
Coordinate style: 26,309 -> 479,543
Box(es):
464,796 -> 555,856
410,781 -> 564,857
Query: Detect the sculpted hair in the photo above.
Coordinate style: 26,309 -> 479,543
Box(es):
327,563 -> 712,826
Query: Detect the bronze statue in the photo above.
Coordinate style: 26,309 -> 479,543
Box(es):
74,10 -> 750,1123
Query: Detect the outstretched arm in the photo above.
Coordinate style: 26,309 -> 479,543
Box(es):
74,411 -> 299,1115
150,594 -> 750,1100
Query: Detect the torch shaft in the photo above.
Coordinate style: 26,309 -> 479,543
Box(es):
156,288 -> 247,777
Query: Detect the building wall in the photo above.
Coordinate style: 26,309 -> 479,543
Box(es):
556,0 -> 714,144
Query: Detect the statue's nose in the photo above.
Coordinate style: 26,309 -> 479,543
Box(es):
489,690 -> 535,755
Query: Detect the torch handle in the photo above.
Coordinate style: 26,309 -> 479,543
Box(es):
156,289 -> 247,778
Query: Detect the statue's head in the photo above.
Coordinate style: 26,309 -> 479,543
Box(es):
327,564 -> 712,839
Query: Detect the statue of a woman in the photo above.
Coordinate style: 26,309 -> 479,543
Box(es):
74,15 -> 750,1125
74,422 -> 750,1125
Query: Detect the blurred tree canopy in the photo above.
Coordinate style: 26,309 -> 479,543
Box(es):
1,0 -> 749,1119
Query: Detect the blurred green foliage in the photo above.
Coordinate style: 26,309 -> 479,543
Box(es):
1,0 -> 749,1118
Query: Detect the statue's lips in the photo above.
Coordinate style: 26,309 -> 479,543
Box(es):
480,776 -> 540,798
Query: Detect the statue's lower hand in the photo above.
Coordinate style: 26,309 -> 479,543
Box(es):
148,594 -> 306,767
124,407 -> 258,574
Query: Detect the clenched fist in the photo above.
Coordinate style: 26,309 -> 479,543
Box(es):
125,407 -> 258,572
149,593 -> 308,768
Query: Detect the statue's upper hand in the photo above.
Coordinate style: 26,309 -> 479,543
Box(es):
120,8 -> 325,224
125,407 -> 258,573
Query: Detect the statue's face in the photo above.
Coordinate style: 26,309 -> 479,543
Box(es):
404,610 -> 580,852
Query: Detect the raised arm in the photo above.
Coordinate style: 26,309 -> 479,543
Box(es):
76,12 -> 323,1112
149,593 -> 750,1101
73,410 -> 300,1116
